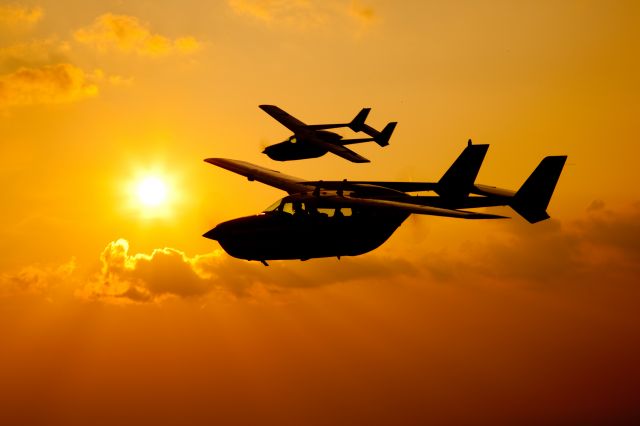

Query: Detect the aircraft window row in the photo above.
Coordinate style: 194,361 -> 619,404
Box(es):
264,201 -> 352,218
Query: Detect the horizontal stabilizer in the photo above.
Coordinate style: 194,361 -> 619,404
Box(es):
511,156 -> 567,223
437,141 -> 489,203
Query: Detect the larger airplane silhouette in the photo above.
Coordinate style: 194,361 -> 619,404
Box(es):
203,142 -> 567,264
260,105 -> 396,163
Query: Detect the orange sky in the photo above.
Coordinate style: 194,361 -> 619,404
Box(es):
1,1 -> 640,425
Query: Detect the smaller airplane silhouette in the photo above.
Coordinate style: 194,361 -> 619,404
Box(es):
203,142 -> 567,264
260,105 -> 397,163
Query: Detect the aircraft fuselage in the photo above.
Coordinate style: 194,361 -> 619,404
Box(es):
263,130 -> 342,161
204,208 -> 408,261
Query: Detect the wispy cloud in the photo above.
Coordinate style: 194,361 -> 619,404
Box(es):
0,4 -> 43,31
0,38 -> 71,72
0,258 -> 76,298
419,202 -> 640,291
74,13 -> 201,56
0,9 -> 132,108
0,63 -> 100,107
348,0 -> 376,24
227,0 -> 377,32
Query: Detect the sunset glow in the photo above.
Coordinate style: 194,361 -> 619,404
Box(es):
1,2 -> 639,425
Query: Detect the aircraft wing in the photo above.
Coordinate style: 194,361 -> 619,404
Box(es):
259,105 -> 307,133
204,159 -> 506,218
322,141 -> 370,163
321,195 -> 507,219
305,135 -> 371,163
204,158 -> 309,194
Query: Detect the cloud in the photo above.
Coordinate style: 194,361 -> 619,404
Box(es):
199,252 -> 417,296
0,4 -> 43,31
418,203 -> 640,291
587,199 -> 605,212
228,0 -> 320,23
0,63 -> 100,107
0,38 -> 71,72
227,0 -> 278,22
74,13 -> 201,56
578,202 -> 640,263
78,239 -> 216,303
0,258 -> 76,298
6,203 -> 640,304
348,1 -> 376,24
227,0 -> 376,31
76,238 -> 416,303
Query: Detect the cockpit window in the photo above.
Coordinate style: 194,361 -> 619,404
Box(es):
282,202 -> 295,215
263,200 -> 281,212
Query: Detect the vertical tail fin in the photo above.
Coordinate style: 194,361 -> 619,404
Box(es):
349,108 -> 371,132
511,156 -> 567,223
350,108 -> 396,147
374,122 -> 397,147
437,140 -> 489,204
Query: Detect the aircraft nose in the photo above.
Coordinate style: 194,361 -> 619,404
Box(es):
203,225 -> 223,240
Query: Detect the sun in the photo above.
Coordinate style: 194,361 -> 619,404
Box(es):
128,174 -> 173,219
123,165 -> 182,220
137,177 -> 167,207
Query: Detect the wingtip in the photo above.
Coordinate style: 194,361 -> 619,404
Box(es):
204,158 -> 224,165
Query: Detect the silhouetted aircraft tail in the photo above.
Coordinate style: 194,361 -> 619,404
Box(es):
348,108 -> 396,147
374,122 -> 397,147
349,108 -> 371,132
510,156 -> 567,223
437,140 -> 489,203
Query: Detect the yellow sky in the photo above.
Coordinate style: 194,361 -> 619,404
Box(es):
1,1 -> 640,424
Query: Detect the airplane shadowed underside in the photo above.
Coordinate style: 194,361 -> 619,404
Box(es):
203,142 -> 567,264
260,105 -> 397,163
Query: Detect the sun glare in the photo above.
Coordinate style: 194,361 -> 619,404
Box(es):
124,164 -> 183,220
127,173 -> 174,219
137,177 -> 167,207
